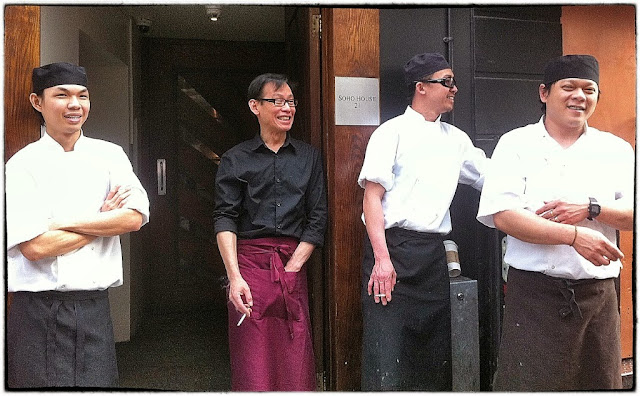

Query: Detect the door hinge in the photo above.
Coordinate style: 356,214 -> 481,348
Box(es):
312,14 -> 322,39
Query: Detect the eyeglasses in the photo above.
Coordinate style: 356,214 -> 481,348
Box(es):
415,77 -> 457,88
258,98 -> 298,107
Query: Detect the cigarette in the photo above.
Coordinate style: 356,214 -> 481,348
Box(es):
374,294 -> 386,297
237,313 -> 247,326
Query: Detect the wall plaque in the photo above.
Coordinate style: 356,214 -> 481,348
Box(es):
335,77 -> 380,126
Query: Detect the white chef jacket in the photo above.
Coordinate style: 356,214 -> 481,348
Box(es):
477,117 -> 634,280
6,132 -> 150,292
358,106 -> 487,234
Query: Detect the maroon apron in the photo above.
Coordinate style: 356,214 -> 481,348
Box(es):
228,237 -> 315,391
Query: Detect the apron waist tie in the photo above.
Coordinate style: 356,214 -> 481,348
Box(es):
270,246 -> 296,339
556,279 -> 597,319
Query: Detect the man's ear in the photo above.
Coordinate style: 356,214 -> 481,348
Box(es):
248,99 -> 259,115
538,84 -> 548,103
29,93 -> 43,112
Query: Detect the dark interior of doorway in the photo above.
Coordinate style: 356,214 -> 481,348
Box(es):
115,305 -> 230,390
115,37 -> 289,390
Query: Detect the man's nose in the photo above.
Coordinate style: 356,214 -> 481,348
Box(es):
68,96 -> 81,107
573,89 -> 587,100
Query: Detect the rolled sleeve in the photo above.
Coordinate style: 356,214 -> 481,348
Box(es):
213,154 -> 242,235
108,147 -> 150,226
357,126 -> 399,191
300,150 -> 327,247
6,164 -> 49,250
459,135 -> 488,191
477,137 -> 526,228
614,141 -> 635,201
124,188 -> 150,226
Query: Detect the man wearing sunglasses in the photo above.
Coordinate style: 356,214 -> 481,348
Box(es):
358,53 -> 487,390
214,73 -> 327,391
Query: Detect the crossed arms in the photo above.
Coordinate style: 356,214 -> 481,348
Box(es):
19,185 -> 144,262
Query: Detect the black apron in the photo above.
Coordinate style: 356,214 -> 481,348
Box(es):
7,290 -> 119,388
361,227 -> 452,391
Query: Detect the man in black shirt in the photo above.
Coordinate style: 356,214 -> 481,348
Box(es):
213,73 -> 327,391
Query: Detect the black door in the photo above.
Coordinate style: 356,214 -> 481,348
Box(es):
379,6 -> 562,390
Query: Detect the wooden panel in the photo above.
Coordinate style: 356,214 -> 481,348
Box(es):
561,4 -> 636,360
4,6 -> 40,162
323,8 -> 379,391
4,5 -> 40,311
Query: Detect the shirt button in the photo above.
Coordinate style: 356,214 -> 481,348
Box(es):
276,202 -> 281,207
277,224 -> 282,229
276,178 -> 281,183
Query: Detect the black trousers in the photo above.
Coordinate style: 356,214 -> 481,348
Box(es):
361,227 -> 452,391
7,290 -> 119,388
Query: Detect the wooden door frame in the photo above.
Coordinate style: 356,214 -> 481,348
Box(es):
4,5 -> 41,162
4,5 -> 41,311
321,8 -> 380,391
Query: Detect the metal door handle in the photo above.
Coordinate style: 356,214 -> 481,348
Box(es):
157,159 -> 166,195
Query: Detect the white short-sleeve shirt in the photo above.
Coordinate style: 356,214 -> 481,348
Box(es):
6,132 -> 150,292
358,106 -> 487,233
477,117 -> 634,279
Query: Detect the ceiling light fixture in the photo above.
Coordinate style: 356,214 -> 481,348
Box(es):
205,5 -> 222,22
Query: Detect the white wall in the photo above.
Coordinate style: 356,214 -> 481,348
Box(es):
40,6 -> 138,342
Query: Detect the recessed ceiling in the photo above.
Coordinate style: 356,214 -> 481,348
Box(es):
121,5 -> 286,42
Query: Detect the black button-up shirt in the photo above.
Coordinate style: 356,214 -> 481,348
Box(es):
213,134 -> 327,247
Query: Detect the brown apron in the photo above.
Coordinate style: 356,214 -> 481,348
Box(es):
494,267 -> 622,391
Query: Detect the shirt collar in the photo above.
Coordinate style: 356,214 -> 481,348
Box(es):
40,129 -> 86,152
537,115 -> 591,141
405,105 -> 442,126
250,132 -> 297,153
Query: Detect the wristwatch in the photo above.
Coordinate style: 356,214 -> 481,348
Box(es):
587,197 -> 601,220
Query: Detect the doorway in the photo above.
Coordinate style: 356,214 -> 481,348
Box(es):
123,7 -> 323,391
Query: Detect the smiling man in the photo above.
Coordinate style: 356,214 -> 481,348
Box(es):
477,55 -> 633,390
357,53 -> 487,391
213,73 -> 327,391
6,62 -> 149,388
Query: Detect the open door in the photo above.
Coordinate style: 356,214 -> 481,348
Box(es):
284,7 -> 325,389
